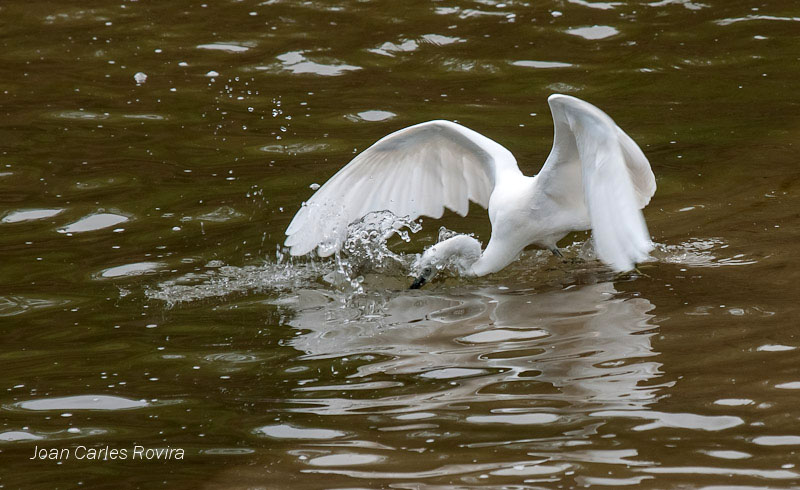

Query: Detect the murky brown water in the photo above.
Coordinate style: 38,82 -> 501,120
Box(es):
2,0 -> 800,488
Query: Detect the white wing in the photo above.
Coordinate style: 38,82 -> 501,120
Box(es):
285,120 -> 521,257
538,94 -> 657,272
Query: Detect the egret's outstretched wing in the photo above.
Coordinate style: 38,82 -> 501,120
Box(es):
285,120 -> 520,257
538,94 -> 657,271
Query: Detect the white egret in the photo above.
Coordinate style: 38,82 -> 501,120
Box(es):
284,94 -> 656,288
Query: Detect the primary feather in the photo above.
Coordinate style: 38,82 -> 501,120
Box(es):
284,120 -> 519,256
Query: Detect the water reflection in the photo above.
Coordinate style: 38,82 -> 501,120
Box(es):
283,282 -> 665,416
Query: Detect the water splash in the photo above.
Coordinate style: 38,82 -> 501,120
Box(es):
147,215 -> 754,305
147,211 -> 421,304
144,260 -> 324,306
653,238 -> 757,267
326,211 -> 422,293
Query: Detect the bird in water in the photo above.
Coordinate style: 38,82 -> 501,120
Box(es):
284,94 -> 656,288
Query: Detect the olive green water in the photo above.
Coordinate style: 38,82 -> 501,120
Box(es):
2,0 -> 800,488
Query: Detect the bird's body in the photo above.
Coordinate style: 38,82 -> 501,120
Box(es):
284,94 -> 656,286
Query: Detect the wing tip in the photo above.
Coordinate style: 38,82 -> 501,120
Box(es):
548,93 -> 610,120
412,119 -> 461,132
283,236 -> 312,257
547,93 -> 580,107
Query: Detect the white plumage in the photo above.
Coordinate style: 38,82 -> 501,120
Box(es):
285,94 -> 656,282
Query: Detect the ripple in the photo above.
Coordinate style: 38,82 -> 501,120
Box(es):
419,368 -> 485,379
295,381 -> 403,392
429,302 -> 487,323
369,39 -> 419,56
394,412 -> 436,421
678,204 -> 706,212
700,449 -> 751,460
460,328 -> 548,344
196,206 -> 243,222
13,395 -> 149,411
715,14 -> 800,26
512,60 -> 573,69
775,381 -> 800,389
566,25 -> 619,40
547,82 -> 584,93
639,466 -> 799,479
370,33 -> 464,57
698,486 -> 789,490
437,7 -> 512,20
0,431 -> 44,442
197,42 -> 253,53
420,34 -> 465,46
491,463 -> 571,476
1,208 -> 64,224
0,295 -> 71,317
466,413 -> 559,425
579,476 -> 654,486
259,143 -> 330,154
524,449 -> 647,466
55,111 -> 108,120
58,213 -> 129,233
254,424 -> 346,440
122,114 -> 166,121
267,51 -> 361,76
200,448 -> 256,455
43,9 -> 104,24
592,410 -> 744,431
648,0 -> 708,10
568,0 -> 621,9
752,435 -> 800,446
713,398 -> 754,406
204,352 -> 259,363
0,427 -> 107,443
378,423 -> 437,432
97,261 -> 163,279
346,110 -> 396,122
757,344 -> 795,352
308,453 -> 383,466
302,458 -> 552,478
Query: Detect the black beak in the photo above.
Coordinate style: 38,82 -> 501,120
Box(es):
409,275 -> 427,289
409,267 -> 433,289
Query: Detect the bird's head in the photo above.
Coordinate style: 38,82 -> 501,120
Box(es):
409,246 -> 441,289
409,265 -> 436,289
409,235 -> 481,289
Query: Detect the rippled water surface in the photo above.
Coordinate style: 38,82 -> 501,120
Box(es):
2,0 -> 800,488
